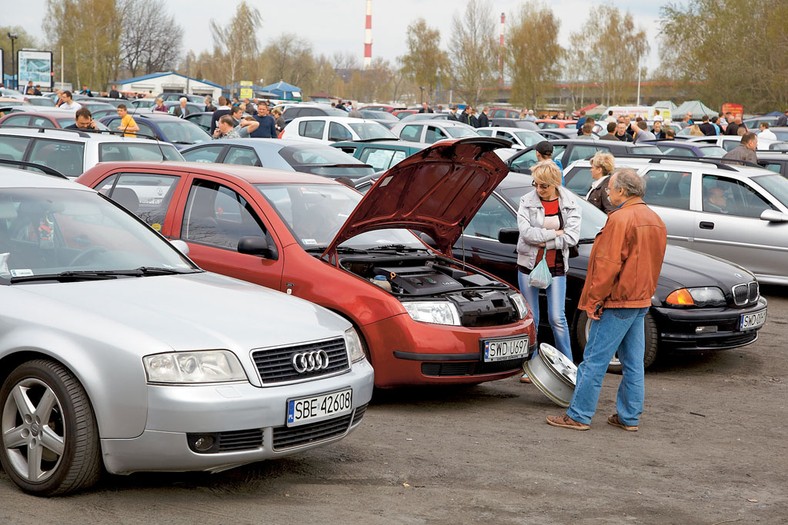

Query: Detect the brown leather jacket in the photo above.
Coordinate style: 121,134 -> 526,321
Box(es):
578,197 -> 667,312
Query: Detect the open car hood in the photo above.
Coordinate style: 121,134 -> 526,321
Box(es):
323,137 -> 511,257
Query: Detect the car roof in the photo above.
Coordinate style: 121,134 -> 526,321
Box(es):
569,155 -> 775,178
287,115 -> 368,124
0,164 -> 95,190
0,126 -> 172,144
332,139 -> 430,148
84,161 -> 339,185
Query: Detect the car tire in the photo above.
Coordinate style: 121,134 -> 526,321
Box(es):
573,311 -> 659,374
0,359 -> 102,496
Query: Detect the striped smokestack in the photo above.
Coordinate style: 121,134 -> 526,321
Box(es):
364,0 -> 373,68
499,12 -> 505,86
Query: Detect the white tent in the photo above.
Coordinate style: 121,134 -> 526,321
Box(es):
675,100 -> 718,120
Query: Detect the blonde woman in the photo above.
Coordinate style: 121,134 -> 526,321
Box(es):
517,160 -> 581,381
586,152 -> 617,214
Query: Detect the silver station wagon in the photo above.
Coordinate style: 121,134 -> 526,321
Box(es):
564,156 -> 788,285
0,167 -> 373,496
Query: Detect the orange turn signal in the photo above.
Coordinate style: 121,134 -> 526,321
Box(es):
666,289 -> 695,306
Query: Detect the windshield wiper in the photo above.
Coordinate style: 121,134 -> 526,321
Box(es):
370,244 -> 423,252
305,246 -> 369,254
9,267 -> 192,283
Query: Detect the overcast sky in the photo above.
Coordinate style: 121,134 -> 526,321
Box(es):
14,0 -> 680,74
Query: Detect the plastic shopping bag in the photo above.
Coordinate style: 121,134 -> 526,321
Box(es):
528,252 -> 552,289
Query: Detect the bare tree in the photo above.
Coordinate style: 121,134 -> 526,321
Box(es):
261,34 -> 316,88
505,2 -> 563,110
119,0 -> 183,77
400,18 -> 449,103
448,0 -> 498,106
209,1 -> 262,92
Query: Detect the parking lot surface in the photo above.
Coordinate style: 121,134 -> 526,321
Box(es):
1,289 -> 786,524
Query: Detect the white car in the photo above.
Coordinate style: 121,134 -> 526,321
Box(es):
0,166 -> 374,495
281,116 -> 397,145
0,127 -> 184,177
685,134 -> 788,152
476,126 -> 545,149
390,119 -> 479,144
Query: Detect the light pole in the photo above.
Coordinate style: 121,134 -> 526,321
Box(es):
7,33 -> 18,90
419,86 -> 425,104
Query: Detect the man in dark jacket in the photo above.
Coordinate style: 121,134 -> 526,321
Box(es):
722,132 -> 758,164
250,103 -> 278,138
698,115 -> 716,136
477,107 -> 490,128
547,168 -> 667,432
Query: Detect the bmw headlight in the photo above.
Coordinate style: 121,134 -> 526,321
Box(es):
402,301 -> 461,326
666,287 -> 726,307
143,350 -> 247,384
509,293 -> 529,319
345,327 -> 366,362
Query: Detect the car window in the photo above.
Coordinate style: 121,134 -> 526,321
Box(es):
0,115 -> 32,128
98,143 -> 183,162
565,145 -> 604,165
759,162 -> 782,174
445,126 -> 478,138
466,195 -> 516,239
157,121 -> 210,144
642,169 -> 691,210
94,172 -> 181,231
426,126 -> 448,143
722,140 -> 739,152
299,120 -> 325,140
182,180 -> 266,250
399,124 -> 422,142
702,175 -> 774,218
0,135 -> 32,161
27,139 -> 84,177
328,122 -> 352,142
509,149 -> 538,172
224,147 -> 261,166
31,116 -> 62,129
360,148 -> 404,171
660,146 -> 694,157
182,144 -> 224,163
565,167 -> 593,195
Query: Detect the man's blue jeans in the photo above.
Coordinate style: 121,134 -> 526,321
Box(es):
566,307 -> 648,426
518,273 -> 572,360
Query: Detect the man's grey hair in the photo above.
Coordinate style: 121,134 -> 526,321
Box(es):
179,97 -> 188,103
611,168 -> 646,197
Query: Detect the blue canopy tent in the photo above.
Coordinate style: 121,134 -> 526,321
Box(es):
260,81 -> 302,101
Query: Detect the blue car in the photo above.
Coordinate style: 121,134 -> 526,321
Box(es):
100,112 -> 211,149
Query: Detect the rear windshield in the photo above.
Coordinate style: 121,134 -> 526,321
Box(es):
99,143 -> 184,162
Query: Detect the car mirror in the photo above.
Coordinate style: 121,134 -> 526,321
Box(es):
418,232 -> 438,248
238,235 -> 278,259
498,228 -> 519,245
170,239 -> 190,256
760,209 -> 788,223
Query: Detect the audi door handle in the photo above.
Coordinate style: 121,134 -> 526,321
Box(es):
699,221 -> 715,230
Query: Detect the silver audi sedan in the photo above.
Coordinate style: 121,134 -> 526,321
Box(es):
0,167 -> 374,496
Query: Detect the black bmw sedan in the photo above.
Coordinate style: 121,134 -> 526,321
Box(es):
451,172 -> 768,371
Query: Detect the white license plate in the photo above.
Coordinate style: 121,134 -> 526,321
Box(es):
740,309 -> 766,331
286,389 -> 353,427
483,336 -> 529,362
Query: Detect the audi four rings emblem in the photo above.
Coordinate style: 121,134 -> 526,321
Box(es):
292,350 -> 330,373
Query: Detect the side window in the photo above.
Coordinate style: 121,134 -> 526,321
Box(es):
30,117 -> 58,129
0,136 -> 32,161
299,120 -> 325,139
1,115 -> 32,127
137,122 -> 156,140
95,173 -> 180,231
722,140 -> 739,152
642,170 -> 691,210
509,150 -> 538,172
702,175 -> 773,218
565,145 -> 603,165
360,148 -> 396,172
565,167 -> 593,195
182,181 -> 266,250
466,195 -> 516,239
27,139 -> 84,177
425,126 -> 448,143
224,147 -> 261,166
182,145 -> 225,163
399,125 -> 422,142
328,122 -> 352,142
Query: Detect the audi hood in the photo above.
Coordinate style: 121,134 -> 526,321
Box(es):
323,137 -> 511,257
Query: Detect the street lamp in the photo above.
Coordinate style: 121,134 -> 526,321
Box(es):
419,86 -> 425,104
7,33 -> 18,90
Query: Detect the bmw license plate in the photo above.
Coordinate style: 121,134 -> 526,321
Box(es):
287,389 -> 353,427
740,309 -> 766,331
482,336 -> 529,362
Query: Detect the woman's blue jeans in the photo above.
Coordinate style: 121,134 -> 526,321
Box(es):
517,272 -> 572,360
567,307 -> 648,426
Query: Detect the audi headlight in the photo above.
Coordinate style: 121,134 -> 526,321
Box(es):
666,287 -> 726,307
143,350 -> 247,384
509,293 -> 529,319
345,327 -> 366,362
402,301 -> 461,326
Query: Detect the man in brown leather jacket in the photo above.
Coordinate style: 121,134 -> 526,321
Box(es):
547,168 -> 667,432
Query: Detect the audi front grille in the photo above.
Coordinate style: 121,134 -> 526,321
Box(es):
732,281 -> 759,306
252,337 -> 350,384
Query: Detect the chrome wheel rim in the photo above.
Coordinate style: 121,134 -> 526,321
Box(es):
2,378 -> 66,483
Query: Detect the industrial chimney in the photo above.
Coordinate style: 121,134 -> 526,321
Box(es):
364,0 -> 373,68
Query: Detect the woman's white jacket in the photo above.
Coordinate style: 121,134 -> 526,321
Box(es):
516,185 -> 581,270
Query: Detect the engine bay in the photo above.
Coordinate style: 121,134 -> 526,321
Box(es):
339,252 -> 521,327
